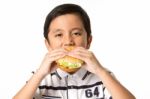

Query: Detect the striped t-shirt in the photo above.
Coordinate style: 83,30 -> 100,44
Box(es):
33,67 -> 112,99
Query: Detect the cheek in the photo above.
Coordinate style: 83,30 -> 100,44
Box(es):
49,39 -> 62,49
75,37 -> 88,47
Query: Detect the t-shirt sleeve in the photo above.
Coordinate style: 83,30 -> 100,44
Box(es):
33,91 -> 42,99
104,87 -> 112,99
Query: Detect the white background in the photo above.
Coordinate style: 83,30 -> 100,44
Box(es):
0,0 -> 150,99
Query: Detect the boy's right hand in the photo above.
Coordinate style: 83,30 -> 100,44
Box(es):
37,48 -> 67,77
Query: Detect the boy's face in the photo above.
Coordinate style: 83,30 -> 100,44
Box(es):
45,14 -> 92,50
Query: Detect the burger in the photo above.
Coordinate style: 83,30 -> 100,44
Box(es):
56,46 -> 84,73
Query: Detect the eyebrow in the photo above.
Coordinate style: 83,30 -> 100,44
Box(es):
52,29 -> 64,34
71,28 -> 83,32
51,27 -> 84,34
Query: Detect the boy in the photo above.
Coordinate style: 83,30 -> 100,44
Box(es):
13,3 -> 135,99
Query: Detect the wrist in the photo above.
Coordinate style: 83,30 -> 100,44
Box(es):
95,66 -> 107,75
35,69 -> 47,79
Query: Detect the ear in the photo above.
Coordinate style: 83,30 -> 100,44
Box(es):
86,35 -> 92,49
45,39 -> 52,52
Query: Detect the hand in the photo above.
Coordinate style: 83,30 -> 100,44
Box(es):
37,48 -> 67,77
68,47 -> 104,74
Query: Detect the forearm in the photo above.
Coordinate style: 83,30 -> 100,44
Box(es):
13,71 -> 45,99
96,68 -> 135,99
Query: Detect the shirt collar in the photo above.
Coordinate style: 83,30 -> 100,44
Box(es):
56,66 -> 89,80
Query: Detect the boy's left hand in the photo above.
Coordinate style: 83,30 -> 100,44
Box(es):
68,47 -> 104,74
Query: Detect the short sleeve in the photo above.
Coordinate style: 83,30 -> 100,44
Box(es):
33,91 -> 41,99
104,87 -> 112,99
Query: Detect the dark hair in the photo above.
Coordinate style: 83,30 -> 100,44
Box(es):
43,3 -> 91,40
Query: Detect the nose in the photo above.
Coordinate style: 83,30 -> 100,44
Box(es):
63,34 -> 75,46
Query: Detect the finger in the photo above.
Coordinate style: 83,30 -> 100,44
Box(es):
48,53 -> 66,60
49,48 -> 67,54
49,50 -> 67,57
48,48 -> 67,58
68,49 -> 94,64
71,47 -> 90,54
47,51 -> 68,62
68,51 -> 89,62
69,48 -> 91,58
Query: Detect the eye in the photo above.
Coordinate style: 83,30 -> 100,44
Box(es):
72,32 -> 82,36
55,33 -> 63,37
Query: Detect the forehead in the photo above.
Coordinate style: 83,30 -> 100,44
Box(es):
49,14 -> 84,31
